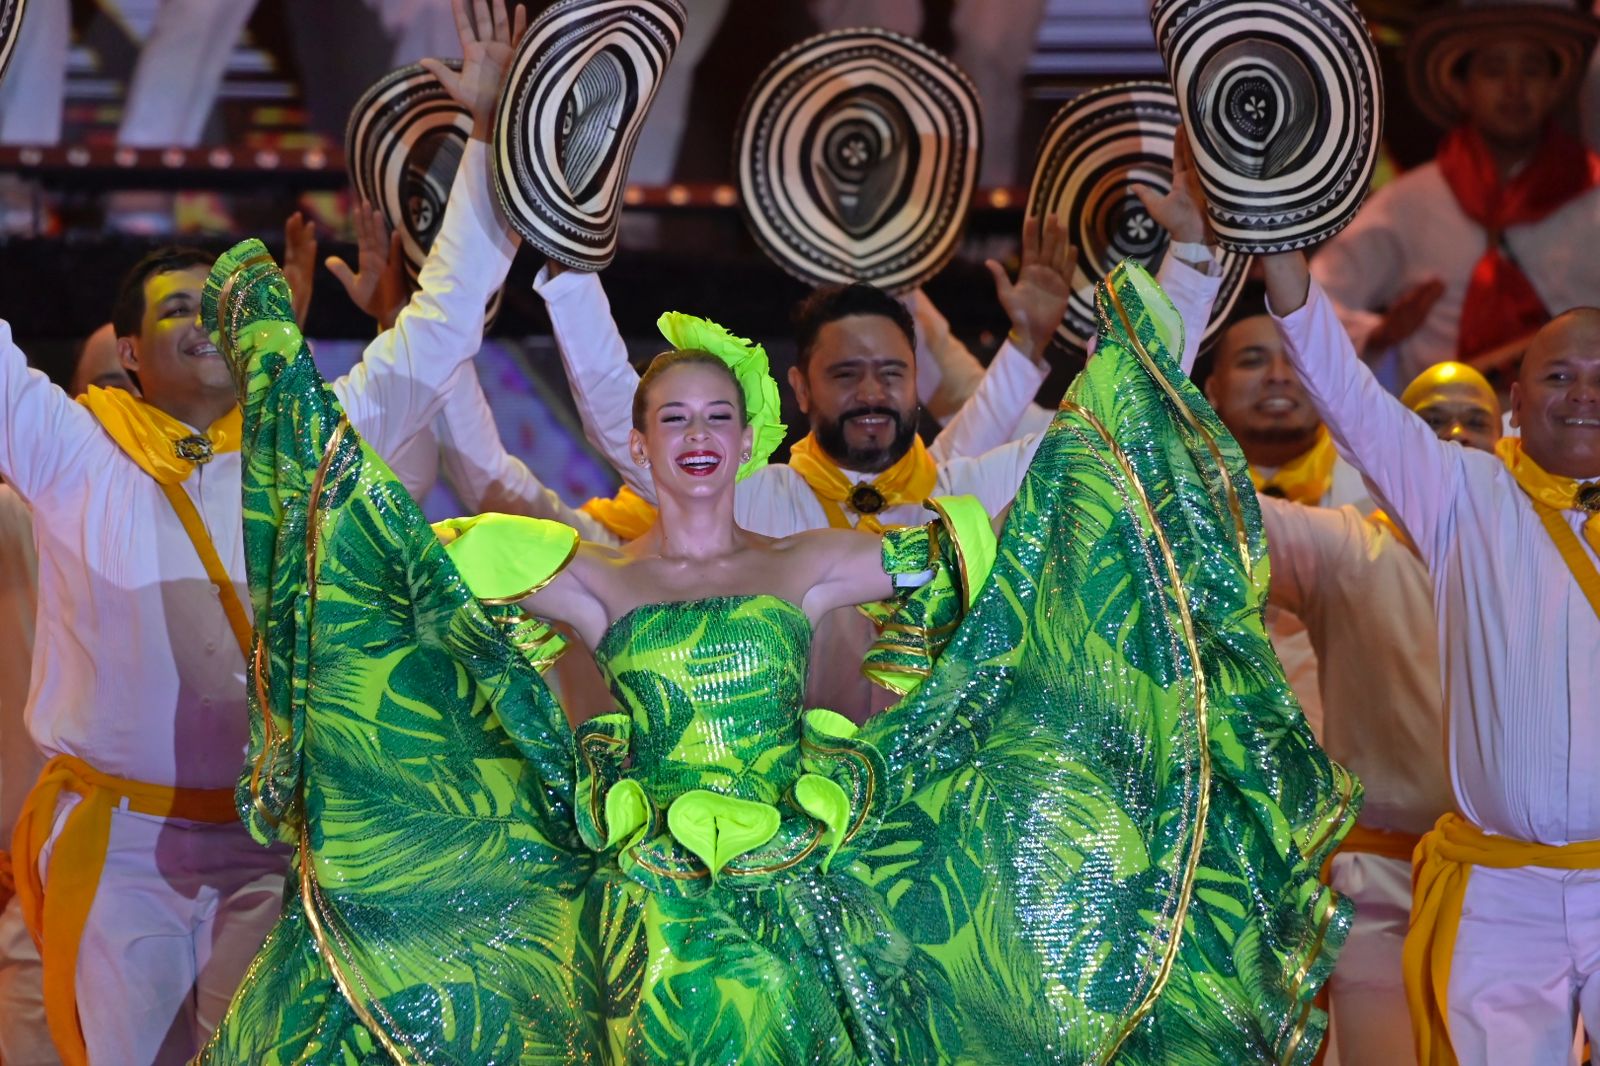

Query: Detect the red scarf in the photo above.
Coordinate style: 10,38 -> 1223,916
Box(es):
1436,124 -> 1600,361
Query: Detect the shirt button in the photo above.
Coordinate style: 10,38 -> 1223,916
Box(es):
209,583 -> 222,598
205,640 -> 218,653
201,697 -> 213,709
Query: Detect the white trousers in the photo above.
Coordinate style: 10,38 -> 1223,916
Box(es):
1445,864 -> 1600,1066
37,798 -> 288,1066
1323,852 -> 1417,1066
0,895 -> 58,1065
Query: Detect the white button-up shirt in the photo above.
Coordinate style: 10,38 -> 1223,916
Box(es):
1279,281 -> 1600,845
0,140 -> 516,790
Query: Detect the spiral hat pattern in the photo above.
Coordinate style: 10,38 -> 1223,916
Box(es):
735,27 -> 982,294
1027,81 -> 1248,355
1150,0 -> 1383,253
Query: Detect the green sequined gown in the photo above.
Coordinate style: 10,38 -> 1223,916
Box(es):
196,241 -> 1358,1065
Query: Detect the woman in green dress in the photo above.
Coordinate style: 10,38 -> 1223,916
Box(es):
197,238 -> 1358,1065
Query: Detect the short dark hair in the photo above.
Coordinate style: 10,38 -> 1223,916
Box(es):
111,246 -> 213,339
631,349 -> 746,431
791,282 -> 916,372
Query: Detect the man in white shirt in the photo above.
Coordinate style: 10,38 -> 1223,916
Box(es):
0,7 -> 520,1060
1256,360 -> 1501,1066
1264,243 -> 1600,1066
1311,3 -> 1600,388
0,326 -> 131,1066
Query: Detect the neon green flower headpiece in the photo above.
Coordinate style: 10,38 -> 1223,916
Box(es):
656,311 -> 787,481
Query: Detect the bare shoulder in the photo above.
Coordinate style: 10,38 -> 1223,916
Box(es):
770,525 -> 879,563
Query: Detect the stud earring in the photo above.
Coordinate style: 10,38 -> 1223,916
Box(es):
741,451 -> 751,462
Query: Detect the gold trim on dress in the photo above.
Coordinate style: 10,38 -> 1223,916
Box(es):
1058,402 -> 1214,1064
1105,268 -> 1251,572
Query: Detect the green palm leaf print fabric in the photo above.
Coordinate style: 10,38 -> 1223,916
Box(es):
197,240 -> 1356,1065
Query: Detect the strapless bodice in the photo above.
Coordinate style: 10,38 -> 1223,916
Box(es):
594,594 -> 812,805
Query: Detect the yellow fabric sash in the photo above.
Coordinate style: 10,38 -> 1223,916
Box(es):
75,386 -> 241,486
1249,426 -> 1336,506
78,390 -> 253,659
581,485 -> 659,542
1403,813 -> 1600,1066
11,755 -> 238,1066
1497,437 -> 1600,622
787,433 -> 938,534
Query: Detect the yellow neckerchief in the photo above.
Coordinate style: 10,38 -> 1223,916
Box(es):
787,433 -> 938,534
1404,813 -> 1600,1066
12,754 -> 237,1066
1496,436 -> 1600,622
1367,508 -> 1416,553
1248,426 -> 1336,506
581,485 -> 659,542
77,388 -> 253,659
76,386 -> 241,485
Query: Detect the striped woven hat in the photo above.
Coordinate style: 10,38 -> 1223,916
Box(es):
1150,0 -> 1384,253
347,62 -> 475,281
1406,1 -> 1598,130
1027,81 -> 1248,355
493,0 -> 686,271
735,28 -> 982,294
0,0 -> 24,88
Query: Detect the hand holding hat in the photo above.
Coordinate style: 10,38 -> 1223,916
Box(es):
1132,126 -> 1211,247
421,0 -> 530,142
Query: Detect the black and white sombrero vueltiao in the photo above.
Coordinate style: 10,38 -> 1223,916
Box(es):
1150,0 -> 1384,253
493,0 -> 686,271
346,60 -> 504,320
1027,81 -> 1248,355
735,27 -> 982,294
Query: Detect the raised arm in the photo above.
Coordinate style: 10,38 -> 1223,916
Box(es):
1263,250 -> 1464,561
433,360 -> 621,544
531,265 -> 648,497
929,215 -> 1073,461
0,324 -> 100,507
331,0 -> 523,461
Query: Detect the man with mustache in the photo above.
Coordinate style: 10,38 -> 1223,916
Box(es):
1266,238 -> 1600,1065
0,4 -> 523,1060
1254,360 -> 1501,1066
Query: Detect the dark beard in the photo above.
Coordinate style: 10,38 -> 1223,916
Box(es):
812,405 -> 920,474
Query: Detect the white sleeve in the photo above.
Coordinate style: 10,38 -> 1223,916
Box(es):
331,139 -> 518,463
935,432 -> 1045,517
530,265 -> 650,499
905,288 -> 987,420
0,323 -> 101,507
1154,248 -> 1223,376
432,360 -> 621,545
1275,281 -> 1463,564
928,340 -> 1047,463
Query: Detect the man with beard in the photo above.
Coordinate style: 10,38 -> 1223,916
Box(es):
532,215 -> 1227,716
1253,360 -> 1501,1066
1200,286 -> 1374,737
1266,239 -> 1600,1065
